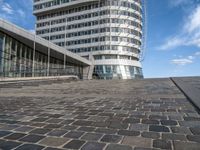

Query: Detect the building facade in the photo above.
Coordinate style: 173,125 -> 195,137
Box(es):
33,0 -> 144,79
0,19 -> 91,79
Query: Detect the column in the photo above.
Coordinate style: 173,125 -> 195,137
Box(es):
64,55 -> 66,69
32,40 -> 36,77
47,48 -> 50,76
0,33 -> 5,76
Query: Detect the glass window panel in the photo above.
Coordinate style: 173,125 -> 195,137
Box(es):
0,33 -> 4,73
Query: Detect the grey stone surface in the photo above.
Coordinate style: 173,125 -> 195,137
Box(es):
172,77 -> 200,111
0,78 -> 200,149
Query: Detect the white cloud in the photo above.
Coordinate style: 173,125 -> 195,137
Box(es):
188,55 -> 195,59
169,0 -> 190,7
195,51 -> 200,56
17,9 -> 25,18
170,51 -> 199,66
184,5 -> 200,33
171,58 -> 193,65
158,5 -> 200,50
159,37 -> 186,50
2,3 -> 13,14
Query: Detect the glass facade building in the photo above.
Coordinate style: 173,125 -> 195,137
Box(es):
0,24 -> 91,79
34,0 -> 144,79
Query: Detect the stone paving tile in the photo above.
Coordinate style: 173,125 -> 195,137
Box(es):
15,143 -> 45,150
118,129 -> 140,136
141,131 -> 160,139
81,142 -> 106,150
0,140 -> 22,150
62,125 -> 77,130
130,123 -> 149,131
19,134 -> 45,143
105,144 -> 133,150
46,118 -> 64,124
30,122 -> 47,127
122,136 -> 152,148
64,131 -> 84,139
44,124 -> 63,129
39,137 -> 69,147
0,124 -> 20,130
141,119 -> 159,125
63,139 -> 86,149
149,125 -> 170,132
0,78 -> 200,149
162,133 -> 187,141
81,133 -> 103,141
14,126 -> 34,132
44,147 -> 64,150
31,117 -> 49,122
4,132 -> 26,140
153,139 -> 172,150
47,129 -> 68,137
77,126 -> 96,132
171,126 -> 192,135
134,147 -> 159,150
107,121 -> 128,129
189,126 -> 200,135
73,120 -> 93,126
0,130 -> 12,137
123,118 -> 140,124
95,128 -> 117,134
173,141 -> 200,150
30,128 -> 52,135
160,120 -> 178,126
186,135 -> 200,143
100,134 -> 122,143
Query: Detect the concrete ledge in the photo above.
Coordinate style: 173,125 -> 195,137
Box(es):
171,77 -> 200,112
0,75 -> 78,83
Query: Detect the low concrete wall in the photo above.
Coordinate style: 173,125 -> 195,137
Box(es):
0,75 -> 78,83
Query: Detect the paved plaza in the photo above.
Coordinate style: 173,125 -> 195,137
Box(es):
0,78 -> 200,150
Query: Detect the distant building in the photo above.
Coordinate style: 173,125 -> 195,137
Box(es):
0,19 -> 92,79
33,0 -> 144,79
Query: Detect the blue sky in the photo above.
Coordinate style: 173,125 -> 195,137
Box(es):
0,0 -> 200,78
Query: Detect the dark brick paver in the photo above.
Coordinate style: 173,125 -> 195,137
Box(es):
63,139 -> 86,149
15,144 -> 44,150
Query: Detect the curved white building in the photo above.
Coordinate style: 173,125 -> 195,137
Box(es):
33,0 -> 144,79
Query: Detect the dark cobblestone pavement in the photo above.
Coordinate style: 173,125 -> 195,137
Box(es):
0,78 -> 200,150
